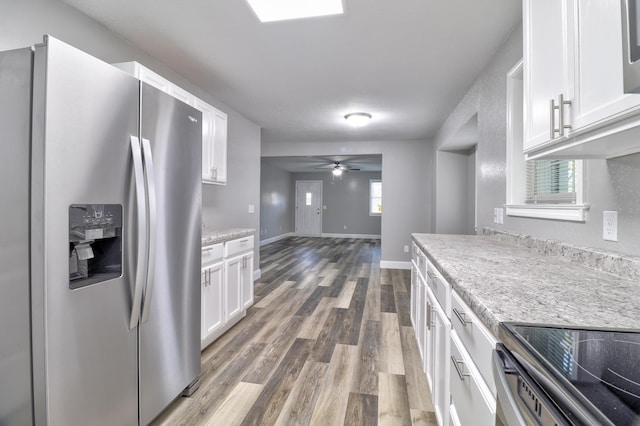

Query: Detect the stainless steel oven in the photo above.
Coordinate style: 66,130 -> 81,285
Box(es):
494,323 -> 640,426
622,0 -> 640,92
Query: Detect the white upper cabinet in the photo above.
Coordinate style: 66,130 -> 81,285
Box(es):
524,0 -> 640,159
523,0 -> 574,152
572,0 -> 640,130
113,61 -> 228,184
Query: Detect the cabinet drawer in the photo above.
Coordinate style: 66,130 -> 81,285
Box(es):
225,236 -> 254,257
451,291 -> 498,394
449,332 -> 496,426
427,262 -> 450,315
202,243 -> 223,267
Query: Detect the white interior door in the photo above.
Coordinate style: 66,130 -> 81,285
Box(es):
295,180 -> 322,237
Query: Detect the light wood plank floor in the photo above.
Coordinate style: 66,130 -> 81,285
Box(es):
153,237 -> 436,426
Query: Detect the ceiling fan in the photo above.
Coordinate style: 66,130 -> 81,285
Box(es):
314,161 -> 361,176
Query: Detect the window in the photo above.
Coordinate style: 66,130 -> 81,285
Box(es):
505,60 -> 587,221
526,160 -> 576,204
370,180 -> 382,216
305,192 -> 312,206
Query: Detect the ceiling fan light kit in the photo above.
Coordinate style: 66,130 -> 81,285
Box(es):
344,112 -> 372,127
332,168 -> 343,176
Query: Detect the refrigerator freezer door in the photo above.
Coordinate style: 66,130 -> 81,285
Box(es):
138,84 -> 202,424
30,37 -> 140,425
0,47 -> 34,426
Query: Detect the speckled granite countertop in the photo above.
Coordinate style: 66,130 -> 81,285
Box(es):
202,228 -> 255,246
411,232 -> 640,337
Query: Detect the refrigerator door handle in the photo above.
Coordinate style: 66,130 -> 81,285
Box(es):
140,138 -> 157,323
129,135 -> 148,330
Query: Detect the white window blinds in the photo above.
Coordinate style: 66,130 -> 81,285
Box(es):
525,159 -> 576,204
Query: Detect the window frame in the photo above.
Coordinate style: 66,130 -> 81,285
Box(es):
369,179 -> 382,217
505,59 -> 588,222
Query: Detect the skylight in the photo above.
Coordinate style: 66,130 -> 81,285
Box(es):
246,0 -> 344,23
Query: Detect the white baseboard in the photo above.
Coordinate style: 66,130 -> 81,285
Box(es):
259,232 -> 294,246
253,269 -> 261,281
380,260 -> 412,270
320,233 -> 381,239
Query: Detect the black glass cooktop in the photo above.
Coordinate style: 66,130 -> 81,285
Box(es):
505,324 -> 640,426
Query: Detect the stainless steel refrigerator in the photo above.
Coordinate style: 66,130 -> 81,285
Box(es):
0,36 -> 202,425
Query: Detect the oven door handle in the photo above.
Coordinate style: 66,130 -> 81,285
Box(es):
493,349 -> 527,426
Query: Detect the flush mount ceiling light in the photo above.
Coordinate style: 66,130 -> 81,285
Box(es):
344,112 -> 372,127
246,0 -> 344,23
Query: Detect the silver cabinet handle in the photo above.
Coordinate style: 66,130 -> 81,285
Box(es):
550,98 -> 557,139
453,308 -> 472,326
141,138 -> 157,324
129,135 -> 148,330
451,356 -> 470,380
240,239 -> 249,243
426,302 -> 432,330
426,271 -> 435,280
558,93 -> 572,137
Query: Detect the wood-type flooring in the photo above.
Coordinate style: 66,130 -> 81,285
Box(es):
153,237 -> 436,426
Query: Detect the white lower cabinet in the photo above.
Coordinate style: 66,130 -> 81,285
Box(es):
449,332 -> 496,426
412,240 -> 498,426
201,244 -> 224,343
431,290 -> 451,426
224,254 -> 244,322
201,236 -> 255,350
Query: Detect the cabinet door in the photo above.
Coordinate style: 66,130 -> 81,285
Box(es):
212,109 -> 228,184
524,0 -> 574,151
202,262 -> 224,341
137,66 -> 170,93
410,266 -> 417,329
224,255 -> 243,320
416,273 -> 425,361
168,84 -> 194,106
573,0 -> 640,130
242,252 -> 254,309
424,290 -> 437,398
194,98 -> 216,183
433,300 -> 451,426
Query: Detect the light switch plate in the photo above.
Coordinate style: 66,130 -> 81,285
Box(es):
248,204 -> 255,214
603,211 -> 618,242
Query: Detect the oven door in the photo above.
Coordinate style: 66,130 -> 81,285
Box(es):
622,0 -> 640,92
493,345 -> 570,426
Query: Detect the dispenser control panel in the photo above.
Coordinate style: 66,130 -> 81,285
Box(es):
69,204 -> 122,242
69,204 -> 122,289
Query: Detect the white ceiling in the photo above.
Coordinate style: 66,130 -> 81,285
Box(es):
61,0 -> 521,144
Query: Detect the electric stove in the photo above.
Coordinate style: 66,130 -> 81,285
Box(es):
498,323 -> 640,426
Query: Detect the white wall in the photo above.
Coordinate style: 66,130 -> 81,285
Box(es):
1,0 -> 262,266
262,140 -> 432,265
433,23 -> 640,256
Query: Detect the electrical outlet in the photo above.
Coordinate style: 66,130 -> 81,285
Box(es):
248,204 -> 255,213
404,245 -> 409,253
344,225 -> 347,230
493,208 -> 498,224
497,208 -> 504,224
603,211 -> 618,242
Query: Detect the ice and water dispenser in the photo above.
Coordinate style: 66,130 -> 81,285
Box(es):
69,204 -> 122,289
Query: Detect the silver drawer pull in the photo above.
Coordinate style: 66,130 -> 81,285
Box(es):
453,308 -> 472,326
451,356 -> 470,380
426,271 -> 435,280
240,239 -> 249,243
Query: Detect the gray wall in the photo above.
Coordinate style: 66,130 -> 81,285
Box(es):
291,172 -> 382,236
436,150 -> 476,235
1,0 -> 262,267
433,23 -> 640,256
259,160 -> 294,241
262,140 -> 432,264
